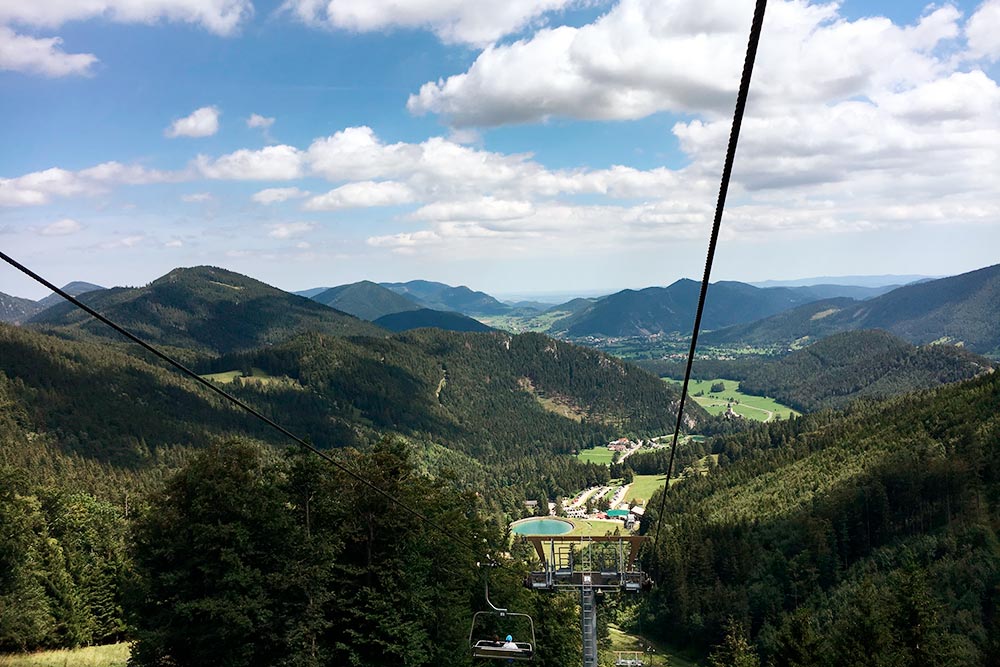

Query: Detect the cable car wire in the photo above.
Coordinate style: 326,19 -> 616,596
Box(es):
0,249 -> 485,559
652,0 -> 768,546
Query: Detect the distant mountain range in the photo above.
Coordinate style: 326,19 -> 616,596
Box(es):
0,281 -> 104,324
29,266 -> 382,355
751,274 -> 934,289
0,291 -> 41,324
546,280 -> 894,337
312,281 -> 421,321
380,280 -> 511,315
704,263 -> 1000,356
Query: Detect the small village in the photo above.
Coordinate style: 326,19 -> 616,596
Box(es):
522,437 -> 665,531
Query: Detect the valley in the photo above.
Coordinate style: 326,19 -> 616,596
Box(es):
0,263 -> 997,667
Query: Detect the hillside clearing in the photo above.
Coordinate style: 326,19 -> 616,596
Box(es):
663,378 -> 798,421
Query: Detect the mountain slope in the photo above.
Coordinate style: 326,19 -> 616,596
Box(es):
551,280 -> 824,337
641,330 -> 991,412
311,281 -> 421,320
35,281 -> 105,311
644,370 -> 1000,663
1,321 -> 703,474
705,263 -> 1000,356
0,291 -> 42,324
28,266 -> 384,355
372,308 -> 492,332
381,280 -> 510,315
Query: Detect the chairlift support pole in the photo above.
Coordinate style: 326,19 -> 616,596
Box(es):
522,535 -> 649,667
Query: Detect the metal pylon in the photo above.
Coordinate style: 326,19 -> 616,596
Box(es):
581,576 -> 597,667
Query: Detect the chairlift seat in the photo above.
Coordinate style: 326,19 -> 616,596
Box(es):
472,641 -> 534,661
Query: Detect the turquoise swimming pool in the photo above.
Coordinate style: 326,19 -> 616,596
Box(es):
510,518 -> 573,536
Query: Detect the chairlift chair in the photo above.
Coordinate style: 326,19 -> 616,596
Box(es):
469,569 -> 536,661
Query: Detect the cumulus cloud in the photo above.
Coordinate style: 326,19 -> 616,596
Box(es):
181,192 -> 213,202
166,106 -> 221,138
0,161 -> 179,207
268,222 -> 315,239
196,145 -> 305,179
282,0 -> 575,46
247,113 -> 275,129
0,0 -> 253,36
251,187 -> 309,204
411,197 -> 534,221
39,218 -> 83,236
407,1 -> 960,126
0,26 -> 97,76
304,181 -> 415,210
967,0 -> 1000,61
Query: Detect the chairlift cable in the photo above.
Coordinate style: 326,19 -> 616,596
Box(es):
652,0 -> 768,546
0,249 -> 485,558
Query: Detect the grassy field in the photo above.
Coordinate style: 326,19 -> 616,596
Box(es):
576,447 -> 617,464
0,644 -> 129,667
201,367 -> 284,385
566,518 -> 626,537
664,378 -> 798,422
625,474 -> 667,506
606,625 -> 702,667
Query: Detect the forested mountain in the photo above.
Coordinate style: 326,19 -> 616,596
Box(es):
381,279 -> 511,315
640,330 -> 992,412
641,370 -> 1000,666
27,266 -> 384,355
0,291 -> 41,323
0,320 -> 697,491
550,279 -> 825,337
310,280 -> 421,320
373,308 -> 492,332
705,263 -> 1000,356
35,281 -> 105,311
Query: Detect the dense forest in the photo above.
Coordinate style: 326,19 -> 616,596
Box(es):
640,330 -> 991,412
4,264 -> 1000,665
640,370 -> 1000,666
29,266 -> 384,355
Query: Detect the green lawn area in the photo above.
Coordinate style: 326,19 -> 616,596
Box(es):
664,378 -> 799,422
567,518 -> 626,537
201,367 -> 284,385
576,447 -> 616,465
625,474 -> 667,506
0,644 -> 129,667
606,625 -> 702,667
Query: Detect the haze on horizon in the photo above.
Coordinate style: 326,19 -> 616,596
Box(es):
3,0 -> 1000,300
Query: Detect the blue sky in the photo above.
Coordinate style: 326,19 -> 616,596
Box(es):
2,0 -> 999,299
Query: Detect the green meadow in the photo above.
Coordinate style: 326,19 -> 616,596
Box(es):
664,378 -> 799,422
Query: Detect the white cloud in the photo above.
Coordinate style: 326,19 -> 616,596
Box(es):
165,239 -> 184,248
411,197 -> 534,221
0,0 -> 253,36
0,26 -> 97,76
0,161 -> 180,207
196,145 -> 305,179
251,186 -> 309,204
181,192 -> 213,202
304,181 -> 415,210
268,222 -> 315,239
165,106 -> 220,138
102,235 -> 144,249
407,1 -> 960,126
282,0 -> 576,46
39,218 -> 82,236
967,0 -> 1000,61
247,113 -> 275,129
